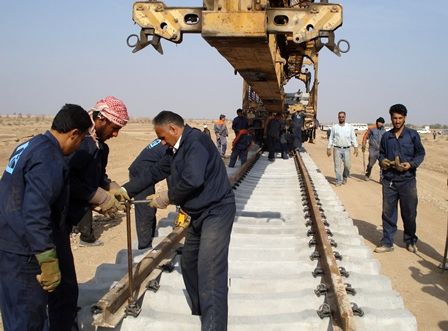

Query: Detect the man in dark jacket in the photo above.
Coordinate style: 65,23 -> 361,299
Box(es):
67,96 -> 129,246
232,108 -> 249,136
374,104 -> 425,254
115,139 -> 169,249
229,128 -> 252,167
291,111 -> 304,151
266,113 -> 282,161
0,104 -> 91,331
147,111 -> 235,331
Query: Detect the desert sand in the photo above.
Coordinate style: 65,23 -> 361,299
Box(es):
0,116 -> 447,330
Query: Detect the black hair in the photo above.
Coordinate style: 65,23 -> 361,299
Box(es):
389,104 -> 407,116
51,104 -> 91,133
153,110 -> 184,127
237,108 -> 243,114
219,114 -> 226,120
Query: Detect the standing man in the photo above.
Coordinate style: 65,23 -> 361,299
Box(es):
229,128 -> 252,168
117,139 -> 169,249
327,111 -> 359,186
214,114 -> 228,156
147,111 -> 235,331
291,111 -> 303,151
232,108 -> 249,136
0,105 -> 91,331
266,113 -> 282,161
309,117 -> 319,144
304,68 -> 312,93
67,96 -> 129,247
361,117 -> 386,181
374,104 -> 425,253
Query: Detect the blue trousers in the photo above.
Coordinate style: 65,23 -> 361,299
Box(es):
0,250 -> 48,331
267,137 -> 279,160
333,147 -> 351,184
134,185 -> 157,249
381,178 -> 418,247
228,148 -> 248,168
48,228 -> 78,331
181,202 -> 235,331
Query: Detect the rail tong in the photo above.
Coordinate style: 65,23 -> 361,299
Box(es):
293,151 -> 355,331
91,199 -> 190,328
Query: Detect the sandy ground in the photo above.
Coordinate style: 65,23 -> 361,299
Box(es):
0,117 -> 447,330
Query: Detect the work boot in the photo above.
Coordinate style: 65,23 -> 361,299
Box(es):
406,243 -> 418,253
374,245 -> 394,253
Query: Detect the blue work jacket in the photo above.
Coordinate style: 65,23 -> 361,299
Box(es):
0,131 -> 69,255
232,116 -> 249,135
123,139 -> 170,197
379,127 -> 425,182
66,135 -> 110,225
154,125 -> 234,218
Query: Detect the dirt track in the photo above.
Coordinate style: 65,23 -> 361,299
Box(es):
0,119 -> 447,330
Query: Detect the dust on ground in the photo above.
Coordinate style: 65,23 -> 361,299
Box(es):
0,117 -> 447,330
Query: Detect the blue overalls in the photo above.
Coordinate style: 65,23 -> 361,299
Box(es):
0,131 -> 72,331
379,127 -> 425,247
155,125 -> 236,331
229,130 -> 252,167
66,135 -> 111,242
125,139 -> 168,249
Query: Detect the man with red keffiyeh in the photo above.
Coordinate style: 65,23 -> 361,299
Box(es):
59,96 -> 129,330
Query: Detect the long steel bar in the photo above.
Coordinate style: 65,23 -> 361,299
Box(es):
294,151 -> 354,330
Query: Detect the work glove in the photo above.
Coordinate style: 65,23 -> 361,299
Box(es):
361,145 -> 366,153
393,157 -> 412,172
354,147 -> 359,157
114,187 -> 130,202
108,181 -> 121,195
400,162 -> 412,171
380,159 -> 393,170
326,148 -> 332,157
147,190 -> 170,209
90,187 -> 124,216
35,249 -> 61,292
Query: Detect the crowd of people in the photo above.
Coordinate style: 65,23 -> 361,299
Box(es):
0,100 -> 427,331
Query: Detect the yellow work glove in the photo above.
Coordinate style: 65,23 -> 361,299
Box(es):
108,181 -> 121,195
326,148 -> 332,157
147,190 -> 170,209
354,147 -> 359,157
380,159 -> 392,170
35,249 -> 61,292
361,145 -> 366,153
100,192 -> 124,216
114,187 -> 130,202
90,187 -> 124,216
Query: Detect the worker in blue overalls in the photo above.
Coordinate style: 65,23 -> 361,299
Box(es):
0,104 -> 91,331
114,139 -> 169,249
63,96 -> 128,330
374,104 -> 425,254
67,96 -> 129,248
145,111 -> 235,331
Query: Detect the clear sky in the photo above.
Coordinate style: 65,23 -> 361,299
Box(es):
0,1 -> 446,124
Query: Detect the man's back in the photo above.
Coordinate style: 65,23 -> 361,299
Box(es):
168,125 -> 234,217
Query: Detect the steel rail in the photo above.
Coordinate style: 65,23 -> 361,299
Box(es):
293,151 -> 354,330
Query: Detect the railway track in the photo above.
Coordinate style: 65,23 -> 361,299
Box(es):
77,150 -> 416,331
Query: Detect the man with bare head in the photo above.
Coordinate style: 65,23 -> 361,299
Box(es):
148,110 -> 235,331
374,104 -> 425,254
327,111 -> 358,186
